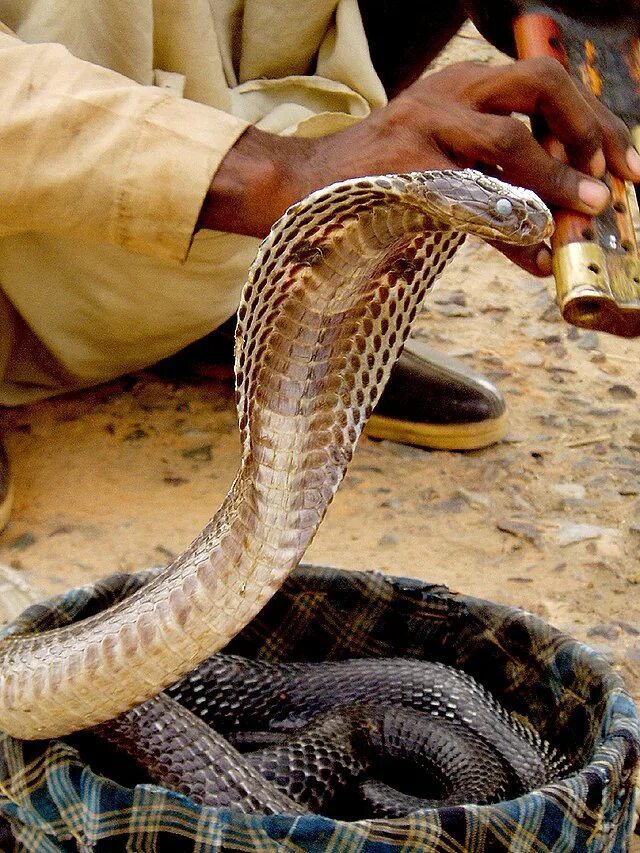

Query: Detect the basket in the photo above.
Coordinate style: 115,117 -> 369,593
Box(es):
0,565 -> 637,851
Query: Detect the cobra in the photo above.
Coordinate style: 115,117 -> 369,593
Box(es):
0,169 -> 553,741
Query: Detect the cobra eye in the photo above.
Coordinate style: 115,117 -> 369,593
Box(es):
495,198 -> 513,218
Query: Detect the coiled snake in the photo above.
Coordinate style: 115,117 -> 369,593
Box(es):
0,169 -> 555,814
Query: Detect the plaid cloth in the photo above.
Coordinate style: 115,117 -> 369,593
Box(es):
0,565 -> 637,852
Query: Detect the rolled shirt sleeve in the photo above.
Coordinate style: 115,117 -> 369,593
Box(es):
0,25 -> 249,263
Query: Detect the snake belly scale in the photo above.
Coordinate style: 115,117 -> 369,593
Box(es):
0,169 -> 552,742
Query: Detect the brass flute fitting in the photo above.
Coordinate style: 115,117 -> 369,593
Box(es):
553,241 -> 640,337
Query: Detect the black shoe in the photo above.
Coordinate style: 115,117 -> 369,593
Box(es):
366,339 -> 507,450
0,438 -> 12,532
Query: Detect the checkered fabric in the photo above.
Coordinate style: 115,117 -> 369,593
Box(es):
0,565 -> 637,852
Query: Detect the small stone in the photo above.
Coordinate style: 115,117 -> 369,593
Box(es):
433,289 -> 467,306
182,444 -> 213,462
8,532 -> 37,551
608,383 -> 637,401
587,623 -> 620,641
619,482 -> 640,496
590,351 -> 606,364
630,430 -> 640,444
538,302 -> 563,323
588,407 -> 620,417
556,522 -> 613,547
566,326 -> 580,341
576,330 -> 600,350
154,545 -> 176,561
429,497 -> 467,514
516,277 -> 547,294
480,303 -> 510,314
523,323 -> 560,341
433,303 -> 474,318
624,644 -> 640,664
378,532 -> 399,547
615,621 -> 640,636
380,498 -> 403,510
123,426 -> 148,441
163,475 -> 189,486
496,519 -> 543,548
455,488 -> 491,510
552,483 -> 586,500
516,350 -> 544,367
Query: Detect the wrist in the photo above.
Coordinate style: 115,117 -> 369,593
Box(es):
197,127 -> 316,238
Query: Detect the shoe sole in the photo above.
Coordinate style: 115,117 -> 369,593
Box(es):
365,411 -> 508,451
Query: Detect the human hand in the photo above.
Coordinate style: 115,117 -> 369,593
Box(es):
201,57 -> 640,276
304,57 -> 640,275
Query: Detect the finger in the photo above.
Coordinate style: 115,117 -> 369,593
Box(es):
465,58 -> 637,178
439,113 -> 611,215
584,90 -> 640,182
489,239 -> 553,277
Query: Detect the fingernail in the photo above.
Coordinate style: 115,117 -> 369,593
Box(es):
626,146 -> 640,178
536,247 -> 552,276
589,149 -> 606,178
578,179 -> 609,212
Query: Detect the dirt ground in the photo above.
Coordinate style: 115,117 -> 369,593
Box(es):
0,22 -> 639,843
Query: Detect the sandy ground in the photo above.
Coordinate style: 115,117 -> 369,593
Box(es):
0,22 -> 638,845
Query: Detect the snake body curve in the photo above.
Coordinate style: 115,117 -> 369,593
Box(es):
0,169 -> 552,741
90,653 -> 570,817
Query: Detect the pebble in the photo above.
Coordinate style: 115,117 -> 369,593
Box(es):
615,620 -> 640,636
455,488 -> 491,510
555,522 -> 613,547
433,289 -> 467,306
576,330 -> 600,350
182,443 -> 213,462
480,304 -> 510,314
516,277 -> 548,294
552,483 -> 586,500
496,518 -> 543,548
523,323 -> 563,343
625,645 -> 640,664
566,326 -> 580,341
8,533 -> 37,551
123,426 -> 149,441
630,430 -> 640,444
378,532 -> 399,548
538,304 -> 563,324
619,482 -> 640,496
588,407 -> 620,417
516,350 -> 544,367
587,623 -> 620,641
608,383 -> 637,401
432,303 -> 474,318
163,475 -> 188,486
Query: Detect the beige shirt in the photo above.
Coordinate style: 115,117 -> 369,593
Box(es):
0,0 -> 386,404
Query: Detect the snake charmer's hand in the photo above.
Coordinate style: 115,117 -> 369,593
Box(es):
200,57 -> 640,275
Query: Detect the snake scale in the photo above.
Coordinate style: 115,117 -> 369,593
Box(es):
0,169 -> 556,815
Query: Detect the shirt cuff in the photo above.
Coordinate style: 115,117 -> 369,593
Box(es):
118,93 -> 249,263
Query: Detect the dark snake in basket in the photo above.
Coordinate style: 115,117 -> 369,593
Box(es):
0,171 -> 565,816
